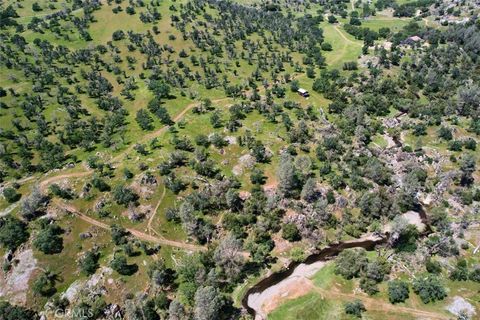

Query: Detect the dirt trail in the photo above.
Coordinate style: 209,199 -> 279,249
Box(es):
326,25 -> 361,67
127,83 -> 273,168
110,97 -> 231,164
0,202 -> 19,218
310,283 -> 450,320
333,25 -> 356,45
55,200 -> 205,251
255,268 -> 449,320
9,90 -> 266,253
17,8 -> 83,20
1,95 -> 243,254
13,81 -> 278,193
147,184 -> 166,235
249,233 -> 449,320
39,170 -> 93,192
12,97 -> 231,193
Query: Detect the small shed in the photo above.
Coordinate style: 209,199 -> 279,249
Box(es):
402,35 -> 423,46
297,88 -> 309,97
408,35 -> 422,42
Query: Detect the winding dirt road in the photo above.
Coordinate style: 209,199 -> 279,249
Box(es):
32,98 -> 232,251
8,85 -> 274,251
39,170 -> 93,192
111,97 -> 231,164
55,200 -> 205,251
33,96 -> 233,192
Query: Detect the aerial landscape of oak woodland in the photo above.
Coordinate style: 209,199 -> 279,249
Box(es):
0,0 -> 479,319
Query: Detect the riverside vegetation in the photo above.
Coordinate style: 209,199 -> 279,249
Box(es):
0,0 -> 480,319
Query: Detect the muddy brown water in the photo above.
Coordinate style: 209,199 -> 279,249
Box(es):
241,235 -> 387,317
242,205 -> 431,318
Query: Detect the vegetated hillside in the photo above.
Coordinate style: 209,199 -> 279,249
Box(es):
0,0 -> 479,319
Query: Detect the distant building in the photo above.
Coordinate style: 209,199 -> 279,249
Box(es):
440,17 -> 470,25
402,35 -> 423,46
297,88 -> 309,97
408,35 -> 422,42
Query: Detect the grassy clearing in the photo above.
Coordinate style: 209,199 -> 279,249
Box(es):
311,262 -> 336,288
6,0 -> 65,22
394,0 -> 416,5
364,310 -> 418,319
268,292 -> 344,320
321,23 -> 363,69
149,190 -> 188,242
269,258 -> 467,320
27,215 -> 112,307
370,134 -> 388,148
26,208 -> 182,309
361,17 -> 410,32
